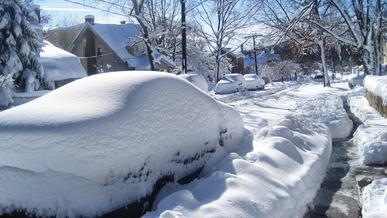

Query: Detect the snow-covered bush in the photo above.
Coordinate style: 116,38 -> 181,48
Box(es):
0,0 -> 42,107
0,71 -> 245,217
364,75 -> 387,117
0,80 -> 12,108
261,60 -> 301,82
349,96 -> 387,165
188,52 -> 232,83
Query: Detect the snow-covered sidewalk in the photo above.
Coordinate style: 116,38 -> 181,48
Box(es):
146,83 -> 353,217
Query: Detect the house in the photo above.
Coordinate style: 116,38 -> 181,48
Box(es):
243,48 -> 280,73
46,15 -> 176,75
39,40 -> 87,89
222,48 -> 245,74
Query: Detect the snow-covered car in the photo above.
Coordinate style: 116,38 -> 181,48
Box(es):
243,74 -> 265,90
313,74 -> 324,81
333,73 -> 343,80
348,74 -> 364,89
179,73 -> 208,92
0,71 -> 244,217
215,73 -> 246,94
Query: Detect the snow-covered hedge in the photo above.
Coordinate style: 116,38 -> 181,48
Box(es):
0,71 -> 245,217
364,75 -> 387,117
362,178 -> 387,218
349,96 -> 387,165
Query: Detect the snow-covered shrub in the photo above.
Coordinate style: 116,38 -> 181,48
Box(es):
261,60 -> 301,82
0,80 -> 12,108
188,52 -> 232,83
0,0 -> 43,107
349,96 -> 387,165
0,71 -> 245,217
364,75 -> 387,117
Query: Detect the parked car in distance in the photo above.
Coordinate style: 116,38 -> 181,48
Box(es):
313,74 -> 324,81
243,74 -> 265,90
180,74 -> 208,92
348,73 -> 364,89
215,73 -> 246,94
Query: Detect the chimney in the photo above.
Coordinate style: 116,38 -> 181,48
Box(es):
85,15 -> 95,25
120,20 -> 126,24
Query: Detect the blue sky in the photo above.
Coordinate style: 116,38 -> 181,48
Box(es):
37,0 -> 126,27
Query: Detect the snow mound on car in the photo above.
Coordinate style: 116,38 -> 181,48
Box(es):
0,71 -> 245,217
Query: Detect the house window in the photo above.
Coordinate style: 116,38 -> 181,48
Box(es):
97,47 -> 103,57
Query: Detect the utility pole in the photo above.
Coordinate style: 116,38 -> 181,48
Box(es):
253,35 -> 258,75
181,0 -> 187,74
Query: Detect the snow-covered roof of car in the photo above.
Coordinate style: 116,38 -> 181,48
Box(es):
0,71 -> 244,217
39,41 -> 87,82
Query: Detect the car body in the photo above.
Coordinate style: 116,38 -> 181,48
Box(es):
0,71 -> 245,217
313,74 -> 324,82
348,73 -> 364,89
179,74 -> 208,92
243,74 -> 265,90
215,73 -> 246,94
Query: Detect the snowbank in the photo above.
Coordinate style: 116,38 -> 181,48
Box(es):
364,75 -> 387,116
362,178 -> 387,218
0,71 -> 245,217
364,75 -> 387,105
349,96 -> 387,165
39,41 -> 87,82
146,86 -> 352,218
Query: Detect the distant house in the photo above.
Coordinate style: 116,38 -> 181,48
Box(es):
46,15 -> 176,75
243,48 -> 280,73
39,41 -> 87,89
222,48 -> 245,74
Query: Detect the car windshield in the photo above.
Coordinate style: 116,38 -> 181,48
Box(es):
244,74 -> 258,79
225,74 -> 243,81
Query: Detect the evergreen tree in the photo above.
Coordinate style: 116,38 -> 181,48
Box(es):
0,0 -> 42,107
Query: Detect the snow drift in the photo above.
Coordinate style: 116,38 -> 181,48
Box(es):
362,178 -> 387,218
364,75 -> 387,117
364,75 -> 387,105
0,71 -> 245,217
146,85 -> 353,218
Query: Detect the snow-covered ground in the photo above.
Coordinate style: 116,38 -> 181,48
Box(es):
146,82 -> 353,217
0,71 -> 245,217
349,96 -> 387,165
362,178 -> 387,218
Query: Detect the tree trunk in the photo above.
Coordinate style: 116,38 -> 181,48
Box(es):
361,47 -> 373,75
131,0 -> 155,71
180,0 -> 187,74
216,52 -> 221,82
318,38 -> 330,87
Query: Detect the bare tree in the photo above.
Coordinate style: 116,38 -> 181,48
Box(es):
306,0 -> 386,75
258,0 -> 342,86
130,0 -> 156,70
195,0 -> 260,82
